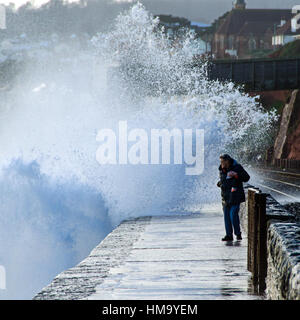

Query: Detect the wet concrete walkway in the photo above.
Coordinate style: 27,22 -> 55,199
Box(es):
86,209 -> 260,300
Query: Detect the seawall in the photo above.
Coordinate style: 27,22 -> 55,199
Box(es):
266,222 -> 300,299
34,217 -> 151,300
34,210 -> 259,300
240,185 -> 300,300
34,186 -> 300,300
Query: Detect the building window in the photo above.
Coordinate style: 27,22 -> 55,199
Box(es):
228,35 -> 234,49
220,35 -> 224,50
260,39 -> 264,49
248,37 -> 256,51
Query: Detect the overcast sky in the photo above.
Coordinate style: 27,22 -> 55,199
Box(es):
0,0 -> 298,23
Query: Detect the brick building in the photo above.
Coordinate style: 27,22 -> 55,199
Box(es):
212,1 -> 293,59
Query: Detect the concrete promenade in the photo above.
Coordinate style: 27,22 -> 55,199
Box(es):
35,206 -> 261,300
86,209 -> 259,300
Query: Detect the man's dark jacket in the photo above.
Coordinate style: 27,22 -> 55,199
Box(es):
217,159 -> 250,206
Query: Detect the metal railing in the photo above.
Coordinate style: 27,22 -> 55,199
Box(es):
271,158 -> 300,170
207,57 -> 300,91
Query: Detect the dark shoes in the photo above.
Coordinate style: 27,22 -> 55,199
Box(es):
222,234 -> 242,241
236,234 -> 242,241
222,235 -> 233,241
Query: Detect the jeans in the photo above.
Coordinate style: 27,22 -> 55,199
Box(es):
223,203 -> 241,237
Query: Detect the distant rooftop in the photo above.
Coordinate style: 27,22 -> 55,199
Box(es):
216,9 -> 293,35
237,21 -> 273,36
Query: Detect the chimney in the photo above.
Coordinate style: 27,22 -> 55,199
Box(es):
234,0 -> 246,10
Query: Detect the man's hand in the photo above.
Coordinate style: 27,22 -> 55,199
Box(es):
227,171 -> 238,179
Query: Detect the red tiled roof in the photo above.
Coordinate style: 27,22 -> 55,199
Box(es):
216,9 -> 293,35
237,21 -> 273,36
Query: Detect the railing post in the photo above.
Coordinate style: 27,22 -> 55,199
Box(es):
247,189 -> 258,284
247,188 -> 267,294
257,192 -> 267,293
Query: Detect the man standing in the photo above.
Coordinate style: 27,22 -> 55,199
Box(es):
217,154 -> 250,241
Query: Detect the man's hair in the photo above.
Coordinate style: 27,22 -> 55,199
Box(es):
219,154 -> 233,163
